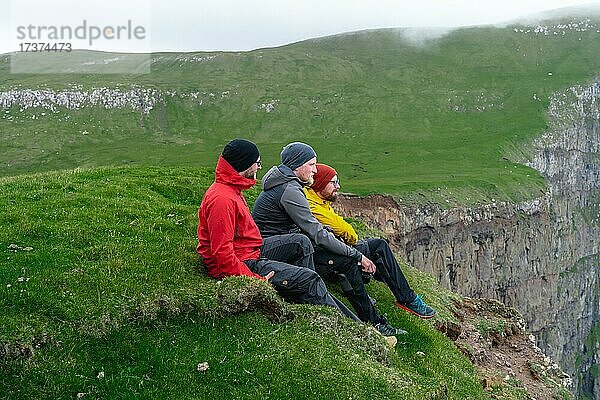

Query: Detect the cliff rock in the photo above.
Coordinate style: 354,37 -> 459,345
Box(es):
336,80 -> 600,398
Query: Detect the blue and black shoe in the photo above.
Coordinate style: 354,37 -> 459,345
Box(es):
374,316 -> 407,336
395,294 -> 436,319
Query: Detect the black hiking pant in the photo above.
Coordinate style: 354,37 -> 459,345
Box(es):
313,248 -> 381,324
355,238 -> 416,304
247,234 -> 359,321
260,233 -> 314,270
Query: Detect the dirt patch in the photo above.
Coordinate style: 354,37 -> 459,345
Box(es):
436,297 -> 572,399
0,332 -> 49,361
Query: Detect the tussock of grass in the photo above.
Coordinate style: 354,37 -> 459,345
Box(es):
1,166 -> 488,398
214,276 -> 290,322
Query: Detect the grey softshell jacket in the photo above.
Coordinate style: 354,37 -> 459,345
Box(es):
252,165 -> 362,260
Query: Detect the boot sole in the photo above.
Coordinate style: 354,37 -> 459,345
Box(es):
395,301 -> 436,319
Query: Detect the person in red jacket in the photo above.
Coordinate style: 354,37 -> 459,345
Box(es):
197,138 -> 355,312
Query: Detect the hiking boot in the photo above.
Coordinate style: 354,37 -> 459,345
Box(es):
374,317 -> 407,336
395,294 -> 436,319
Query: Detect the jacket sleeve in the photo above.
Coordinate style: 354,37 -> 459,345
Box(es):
281,185 -> 362,260
205,198 -> 264,279
310,201 -> 359,246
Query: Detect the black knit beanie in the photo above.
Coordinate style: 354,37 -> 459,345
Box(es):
280,142 -> 317,170
222,139 -> 260,172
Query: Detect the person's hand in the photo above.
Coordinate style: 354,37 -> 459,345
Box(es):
360,255 -> 376,274
263,271 -> 275,282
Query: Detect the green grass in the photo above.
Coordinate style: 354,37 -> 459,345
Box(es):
577,322 -> 600,399
0,166 -> 492,399
476,318 -> 509,339
2,14 -> 600,205
1,11 -> 597,399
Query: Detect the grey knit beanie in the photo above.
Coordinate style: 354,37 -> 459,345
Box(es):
280,142 -> 317,170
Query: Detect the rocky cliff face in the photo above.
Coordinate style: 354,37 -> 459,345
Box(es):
336,80 -> 600,398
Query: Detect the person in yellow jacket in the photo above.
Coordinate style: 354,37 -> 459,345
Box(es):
305,163 -> 436,319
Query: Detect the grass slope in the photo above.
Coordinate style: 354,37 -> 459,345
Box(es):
1,12 -> 600,204
0,166 -> 489,399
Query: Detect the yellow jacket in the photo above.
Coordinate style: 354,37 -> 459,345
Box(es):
304,187 -> 359,245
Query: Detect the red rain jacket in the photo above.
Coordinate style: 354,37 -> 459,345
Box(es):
196,156 -> 263,279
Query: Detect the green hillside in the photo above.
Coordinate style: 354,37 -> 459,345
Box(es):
2,12 -> 596,398
2,14 -> 600,204
1,166 -> 491,399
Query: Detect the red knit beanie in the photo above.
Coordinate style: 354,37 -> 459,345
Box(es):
312,163 -> 337,192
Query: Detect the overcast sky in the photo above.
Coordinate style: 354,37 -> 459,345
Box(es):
2,0 -> 600,54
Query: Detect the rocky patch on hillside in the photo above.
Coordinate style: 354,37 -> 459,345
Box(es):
437,297 -> 571,399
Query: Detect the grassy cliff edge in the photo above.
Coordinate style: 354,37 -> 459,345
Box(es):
0,166 -> 570,399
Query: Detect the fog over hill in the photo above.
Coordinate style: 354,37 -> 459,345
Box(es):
1,7 -> 599,398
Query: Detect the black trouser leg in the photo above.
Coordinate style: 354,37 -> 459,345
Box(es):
260,233 -> 315,270
330,294 -> 361,322
359,238 -> 416,304
246,259 -> 339,309
313,249 -> 380,324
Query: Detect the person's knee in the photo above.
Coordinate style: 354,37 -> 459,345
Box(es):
370,238 -> 388,251
290,233 -> 314,255
371,238 -> 394,258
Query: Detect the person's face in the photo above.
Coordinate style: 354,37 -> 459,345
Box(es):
240,157 -> 262,180
318,175 -> 340,201
294,157 -> 317,184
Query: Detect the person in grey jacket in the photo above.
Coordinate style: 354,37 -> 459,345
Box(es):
252,142 -> 406,336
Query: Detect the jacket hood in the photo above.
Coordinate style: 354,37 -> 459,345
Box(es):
215,156 -> 256,190
304,187 -> 328,206
261,165 -> 302,190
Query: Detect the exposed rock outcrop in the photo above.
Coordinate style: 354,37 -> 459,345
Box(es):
438,297 -> 572,399
336,80 -> 600,398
